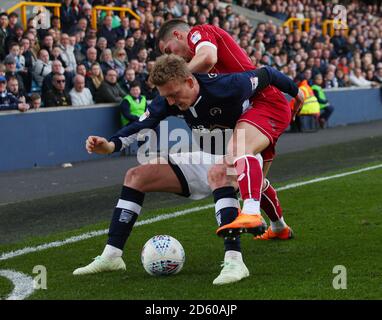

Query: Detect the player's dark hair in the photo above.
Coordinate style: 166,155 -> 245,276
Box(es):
156,19 -> 190,51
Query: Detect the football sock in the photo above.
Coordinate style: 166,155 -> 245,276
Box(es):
234,155 -> 263,215
105,185 -> 145,252
224,250 -> 243,262
213,186 -> 241,252
261,179 -> 287,232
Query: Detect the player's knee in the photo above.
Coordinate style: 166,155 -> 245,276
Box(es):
208,164 -> 230,189
124,166 -> 147,189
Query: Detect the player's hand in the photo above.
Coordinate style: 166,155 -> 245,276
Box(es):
85,136 -> 115,155
292,88 -> 304,121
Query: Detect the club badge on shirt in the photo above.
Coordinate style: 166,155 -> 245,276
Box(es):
190,31 -> 202,44
250,77 -> 259,91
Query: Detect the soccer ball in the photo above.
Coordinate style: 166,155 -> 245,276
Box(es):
141,235 -> 185,276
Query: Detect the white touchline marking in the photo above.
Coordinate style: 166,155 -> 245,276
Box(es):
1,163 -> 381,263
0,270 -> 34,300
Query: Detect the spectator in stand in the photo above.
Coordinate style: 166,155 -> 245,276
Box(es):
100,48 -> 124,78
61,0 -> 80,34
44,73 -> 72,107
7,43 -> 25,73
0,75 -> 29,112
69,74 -> 94,106
5,23 -> 23,51
7,76 -> 28,104
350,68 -> 379,88
40,34 -> 54,59
76,63 -> 87,78
113,48 -> 128,74
119,67 -> 138,94
32,49 -> 52,88
116,16 -> 131,39
59,33 -> 77,73
98,16 -> 118,48
83,47 -> 98,71
96,37 -> 108,58
95,69 -> 125,103
51,45 -> 68,69
42,60 -> 74,94
125,35 -> 138,61
29,93 -> 41,109
4,55 -> 25,93
7,12 -> 18,36
0,13 -> 9,60
86,62 -> 104,95
81,35 -> 97,56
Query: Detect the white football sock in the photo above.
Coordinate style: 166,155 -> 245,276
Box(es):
224,250 -> 243,262
101,244 -> 123,260
270,217 -> 287,232
242,198 -> 261,215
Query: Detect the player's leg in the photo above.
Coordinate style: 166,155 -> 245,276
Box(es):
255,160 -> 293,240
208,164 -> 249,285
73,158 -> 183,275
216,121 -> 268,237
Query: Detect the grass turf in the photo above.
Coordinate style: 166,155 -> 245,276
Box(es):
0,162 -> 381,300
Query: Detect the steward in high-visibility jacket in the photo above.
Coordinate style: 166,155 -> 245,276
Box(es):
296,80 -> 320,115
311,73 -> 335,127
311,84 -> 329,110
120,82 -> 147,127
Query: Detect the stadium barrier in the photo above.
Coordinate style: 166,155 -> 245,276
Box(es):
5,1 -> 140,31
0,87 -> 381,172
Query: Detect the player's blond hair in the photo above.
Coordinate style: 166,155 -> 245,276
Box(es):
149,54 -> 192,86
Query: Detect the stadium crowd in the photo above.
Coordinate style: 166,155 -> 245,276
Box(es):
0,0 -> 381,113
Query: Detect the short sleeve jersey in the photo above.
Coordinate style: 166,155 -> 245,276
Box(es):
187,24 -> 255,73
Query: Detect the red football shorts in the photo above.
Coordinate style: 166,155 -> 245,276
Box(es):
237,86 -> 292,162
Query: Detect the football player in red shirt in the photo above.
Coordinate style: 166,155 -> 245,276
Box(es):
158,20 -> 303,241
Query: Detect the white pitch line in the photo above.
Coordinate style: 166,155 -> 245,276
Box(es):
0,270 -> 34,300
1,163 -> 381,263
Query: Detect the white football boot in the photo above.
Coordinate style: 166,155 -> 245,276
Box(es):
213,258 -> 250,285
73,256 -> 126,275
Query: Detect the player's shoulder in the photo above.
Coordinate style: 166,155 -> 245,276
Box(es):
147,95 -> 169,117
195,73 -> 240,96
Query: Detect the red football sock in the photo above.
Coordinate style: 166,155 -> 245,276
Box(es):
261,180 -> 283,222
234,155 -> 263,203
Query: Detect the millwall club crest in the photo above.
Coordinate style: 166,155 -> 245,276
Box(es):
210,107 -> 222,116
250,76 -> 259,91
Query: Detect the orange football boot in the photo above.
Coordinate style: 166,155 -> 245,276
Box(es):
254,226 -> 294,240
216,213 -> 267,238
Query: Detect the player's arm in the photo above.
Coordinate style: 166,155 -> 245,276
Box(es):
85,96 -> 169,155
235,66 -> 304,118
187,45 -> 217,73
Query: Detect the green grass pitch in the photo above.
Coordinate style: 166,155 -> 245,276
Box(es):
0,163 -> 381,300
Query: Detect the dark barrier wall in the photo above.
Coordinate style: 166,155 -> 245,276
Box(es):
0,104 -> 121,172
1,88 -> 381,171
325,87 -> 382,127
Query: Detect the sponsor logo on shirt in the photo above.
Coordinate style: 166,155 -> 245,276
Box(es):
190,31 -> 202,44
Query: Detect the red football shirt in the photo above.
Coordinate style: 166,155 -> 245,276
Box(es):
186,24 -> 286,104
187,25 -> 255,73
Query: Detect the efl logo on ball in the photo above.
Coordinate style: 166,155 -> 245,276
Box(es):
141,235 -> 185,276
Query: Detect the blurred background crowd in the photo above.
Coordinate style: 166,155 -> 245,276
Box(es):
0,0 -> 381,113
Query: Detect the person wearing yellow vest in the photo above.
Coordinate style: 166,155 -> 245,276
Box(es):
312,73 -> 335,128
120,81 -> 147,127
297,79 -> 321,115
